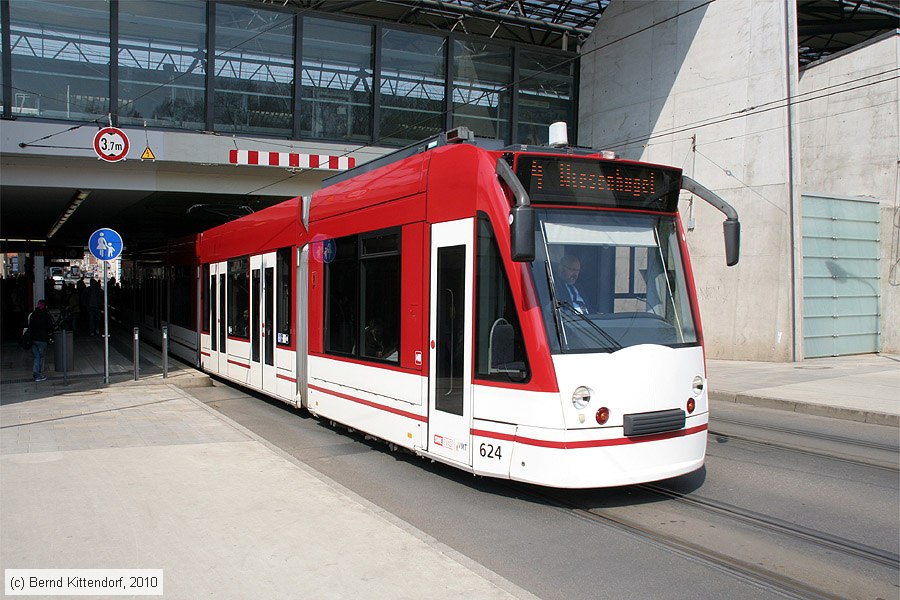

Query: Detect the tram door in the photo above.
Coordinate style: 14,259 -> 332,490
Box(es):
428,218 -> 474,466
249,253 -> 277,393
208,261 -> 228,374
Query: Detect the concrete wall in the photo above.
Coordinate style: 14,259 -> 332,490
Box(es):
798,31 -> 900,354
579,0 -> 802,360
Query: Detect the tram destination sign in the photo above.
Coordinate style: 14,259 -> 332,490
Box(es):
514,155 -> 681,212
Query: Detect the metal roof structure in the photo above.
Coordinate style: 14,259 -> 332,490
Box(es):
797,0 -> 899,66
274,0 -> 899,65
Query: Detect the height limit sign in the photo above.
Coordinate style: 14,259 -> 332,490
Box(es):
93,127 -> 130,162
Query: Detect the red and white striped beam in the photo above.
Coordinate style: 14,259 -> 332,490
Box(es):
229,150 -> 355,170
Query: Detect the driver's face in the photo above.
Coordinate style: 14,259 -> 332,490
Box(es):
561,262 -> 580,284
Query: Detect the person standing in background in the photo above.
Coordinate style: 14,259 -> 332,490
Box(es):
28,299 -> 54,382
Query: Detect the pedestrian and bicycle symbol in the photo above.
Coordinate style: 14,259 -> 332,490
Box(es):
89,228 -> 123,261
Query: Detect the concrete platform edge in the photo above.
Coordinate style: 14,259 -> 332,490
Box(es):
709,391 -> 899,427
171,383 -> 542,600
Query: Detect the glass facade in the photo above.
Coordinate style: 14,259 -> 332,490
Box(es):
452,40 -> 511,141
214,3 -> 294,136
380,29 -> 446,146
0,1 -> 577,146
118,0 -> 206,130
301,17 -> 372,143
8,0 -> 110,121
517,50 -> 576,146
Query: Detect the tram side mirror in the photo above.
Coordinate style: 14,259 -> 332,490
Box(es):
724,219 -> 740,267
510,205 -> 535,262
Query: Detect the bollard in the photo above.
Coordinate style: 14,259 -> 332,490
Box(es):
162,325 -> 168,379
133,327 -> 140,381
61,329 -> 68,385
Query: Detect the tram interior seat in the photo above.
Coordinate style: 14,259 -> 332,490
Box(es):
488,318 -> 524,377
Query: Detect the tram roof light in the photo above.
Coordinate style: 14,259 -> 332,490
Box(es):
549,122 -> 568,148
599,150 -> 617,159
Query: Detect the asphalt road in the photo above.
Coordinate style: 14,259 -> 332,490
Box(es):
191,381 -> 900,600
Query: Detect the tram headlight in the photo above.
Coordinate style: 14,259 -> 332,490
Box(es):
692,375 -> 705,397
572,386 -> 592,409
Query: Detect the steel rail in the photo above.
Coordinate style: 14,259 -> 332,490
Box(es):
639,483 -> 900,569
513,484 -> 850,600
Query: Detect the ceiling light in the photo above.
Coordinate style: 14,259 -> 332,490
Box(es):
47,190 -> 91,239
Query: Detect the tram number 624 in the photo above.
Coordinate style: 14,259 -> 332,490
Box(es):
479,443 -> 502,460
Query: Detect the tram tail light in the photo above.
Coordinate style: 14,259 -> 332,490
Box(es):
686,398 -> 696,414
595,407 -> 610,425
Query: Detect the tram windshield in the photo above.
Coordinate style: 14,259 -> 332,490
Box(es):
531,209 -> 698,353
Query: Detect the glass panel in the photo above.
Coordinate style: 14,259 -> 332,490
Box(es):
208,270 -> 216,350
218,274 -> 226,348
301,17 -> 372,143
532,210 -> 697,353
227,257 -> 249,339
118,0 -> 206,130
802,196 -> 880,357
452,40 -> 511,141
264,266 -> 274,366
324,236 -> 358,356
9,0 -> 110,121
475,216 -> 529,382
435,245 -> 465,415
215,4 -> 293,136
251,268 -> 260,361
276,247 -> 291,346
380,29 -> 445,146
360,231 -> 400,363
202,264 -> 210,333
516,50 -> 575,145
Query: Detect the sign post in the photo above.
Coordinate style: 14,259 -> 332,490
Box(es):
88,228 -> 123,384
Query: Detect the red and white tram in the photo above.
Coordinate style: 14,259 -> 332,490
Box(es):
167,126 -> 740,488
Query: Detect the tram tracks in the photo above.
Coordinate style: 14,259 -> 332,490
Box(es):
708,416 -> 900,471
510,474 -> 900,600
639,483 -> 900,569
516,485 -> 852,600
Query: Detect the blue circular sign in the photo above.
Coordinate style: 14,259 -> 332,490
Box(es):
88,228 -> 123,261
322,239 -> 336,264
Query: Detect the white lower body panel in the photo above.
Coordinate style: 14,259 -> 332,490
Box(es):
473,414 -> 708,488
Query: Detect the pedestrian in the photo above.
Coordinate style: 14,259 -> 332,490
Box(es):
27,299 -> 54,382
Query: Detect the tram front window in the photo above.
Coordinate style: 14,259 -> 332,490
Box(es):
531,209 -> 698,353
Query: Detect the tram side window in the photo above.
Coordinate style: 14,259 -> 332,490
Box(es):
360,231 -> 400,363
228,256 -> 250,339
276,247 -> 292,345
475,215 -> 530,382
323,230 -> 400,364
202,264 -> 210,332
324,237 -> 358,355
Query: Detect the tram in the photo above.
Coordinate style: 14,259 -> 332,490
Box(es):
144,125 -> 740,488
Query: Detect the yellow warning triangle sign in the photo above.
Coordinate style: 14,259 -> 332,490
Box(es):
141,146 -> 156,161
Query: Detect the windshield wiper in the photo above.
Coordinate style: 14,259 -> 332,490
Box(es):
557,301 -> 623,352
543,261 -> 568,348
